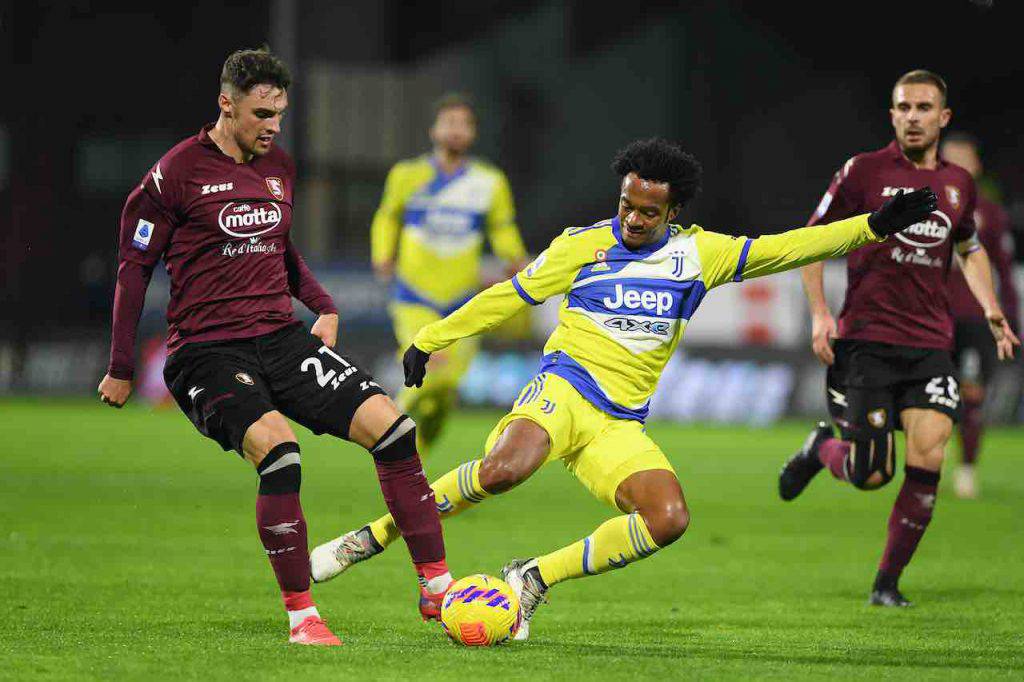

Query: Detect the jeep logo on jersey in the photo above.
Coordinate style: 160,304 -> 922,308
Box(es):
603,284 -> 673,316
894,210 -> 951,249
217,201 -> 282,238
604,317 -> 671,335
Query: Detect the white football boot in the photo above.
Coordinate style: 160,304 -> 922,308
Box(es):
501,558 -> 549,641
310,526 -> 382,583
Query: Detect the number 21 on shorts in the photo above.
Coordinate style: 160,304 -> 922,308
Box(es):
301,346 -> 358,390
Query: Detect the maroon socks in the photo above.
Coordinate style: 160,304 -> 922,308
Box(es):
370,417 -> 447,569
878,466 -> 939,581
256,443 -> 313,607
959,398 -> 983,465
818,438 -> 852,481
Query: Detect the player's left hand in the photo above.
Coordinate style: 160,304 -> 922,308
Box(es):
311,313 -> 339,348
986,310 -> 1021,360
402,344 -> 431,388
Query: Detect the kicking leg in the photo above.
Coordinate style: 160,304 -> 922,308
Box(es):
343,394 -> 454,614
312,416 -> 550,613
502,419 -> 681,640
870,407 -> 951,607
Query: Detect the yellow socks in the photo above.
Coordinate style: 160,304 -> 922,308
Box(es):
368,459 -> 490,548
536,512 -> 660,586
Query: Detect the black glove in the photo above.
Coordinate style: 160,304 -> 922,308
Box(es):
402,344 -> 431,388
867,187 -> 938,238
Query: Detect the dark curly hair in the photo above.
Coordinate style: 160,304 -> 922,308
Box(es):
220,46 -> 291,95
611,138 -> 702,208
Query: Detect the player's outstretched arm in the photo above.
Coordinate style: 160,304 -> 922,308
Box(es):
959,246 -> 1022,360
732,188 -> 939,282
404,280 -> 529,387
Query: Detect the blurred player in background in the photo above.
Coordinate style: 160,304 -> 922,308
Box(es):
779,70 -> 1019,606
370,94 -> 528,454
313,138 -> 937,639
96,47 -> 452,645
940,132 -> 1019,499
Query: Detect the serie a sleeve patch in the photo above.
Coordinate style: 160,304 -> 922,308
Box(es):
132,219 -> 155,250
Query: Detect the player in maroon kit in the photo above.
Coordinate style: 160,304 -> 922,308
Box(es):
777,70 -> 1020,606
940,132 -> 1020,499
96,48 -> 453,645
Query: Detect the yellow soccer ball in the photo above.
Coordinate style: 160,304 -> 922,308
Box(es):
440,574 -> 521,646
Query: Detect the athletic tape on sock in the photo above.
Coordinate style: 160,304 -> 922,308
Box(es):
371,416 -> 417,462
258,442 -> 302,495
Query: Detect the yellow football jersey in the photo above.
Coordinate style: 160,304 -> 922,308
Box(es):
415,214 -> 881,421
371,155 -> 526,313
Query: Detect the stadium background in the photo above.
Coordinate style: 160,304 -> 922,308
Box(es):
3,3 -> 1024,679
2,0 -> 1023,425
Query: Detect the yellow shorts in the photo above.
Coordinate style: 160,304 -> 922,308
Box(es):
483,373 -> 675,509
390,302 -> 480,393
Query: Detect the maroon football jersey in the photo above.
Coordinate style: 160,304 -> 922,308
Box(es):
107,125 -> 336,379
809,141 -> 978,350
948,195 -> 1019,329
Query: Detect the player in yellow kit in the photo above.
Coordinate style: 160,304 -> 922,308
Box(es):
370,94 -> 528,452
314,139 -> 937,634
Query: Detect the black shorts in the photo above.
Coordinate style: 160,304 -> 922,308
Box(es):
826,339 -> 960,433
164,322 -> 386,454
952,319 -> 996,387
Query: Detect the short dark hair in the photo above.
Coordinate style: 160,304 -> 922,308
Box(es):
221,46 -> 291,96
432,92 -> 476,122
611,138 -> 703,208
893,69 -> 948,106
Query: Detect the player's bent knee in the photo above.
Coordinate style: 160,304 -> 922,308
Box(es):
846,425 -> 896,490
477,455 -> 529,494
641,502 -> 689,547
243,411 -> 298,466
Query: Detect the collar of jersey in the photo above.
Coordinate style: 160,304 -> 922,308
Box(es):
611,216 -> 672,257
886,139 -> 947,172
426,155 -> 471,195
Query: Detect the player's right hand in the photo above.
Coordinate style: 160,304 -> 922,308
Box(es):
867,187 -> 938,237
810,312 -> 837,366
402,344 -> 431,388
98,374 -> 133,408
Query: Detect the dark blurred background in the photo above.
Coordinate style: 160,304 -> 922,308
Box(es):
2,0 -> 1022,420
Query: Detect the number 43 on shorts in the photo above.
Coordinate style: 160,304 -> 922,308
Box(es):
925,375 -> 959,409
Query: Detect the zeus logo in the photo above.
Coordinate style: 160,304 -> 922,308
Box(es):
605,317 -> 671,335
602,284 -> 674,316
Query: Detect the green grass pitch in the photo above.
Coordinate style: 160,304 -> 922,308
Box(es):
2,399 -> 1022,680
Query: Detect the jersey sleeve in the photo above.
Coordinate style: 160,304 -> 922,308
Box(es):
485,171 -> 527,263
953,180 -> 980,252
509,230 -> 581,305
108,181 -> 177,379
284,237 -> 338,316
808,157 -> 863,226
413,280 -> 529,353
696,215 -> 881,290
118,183 -> 176,267
370,163 -> 407,267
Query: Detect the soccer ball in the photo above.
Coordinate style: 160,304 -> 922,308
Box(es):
440,574 -> 521,646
